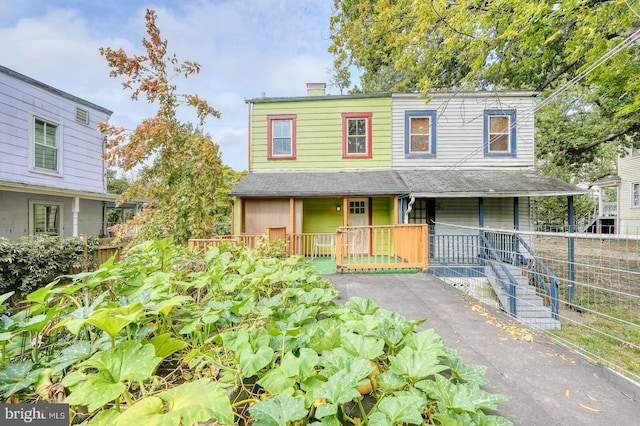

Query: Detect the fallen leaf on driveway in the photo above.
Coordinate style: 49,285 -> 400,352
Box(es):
577,402 -> 600,412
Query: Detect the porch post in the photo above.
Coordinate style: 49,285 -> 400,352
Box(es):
479,197 -> 485,265
72,197 -> 80,237
513,197 -> 519,265
568,195 -> 575,304
289,197 -> 295,254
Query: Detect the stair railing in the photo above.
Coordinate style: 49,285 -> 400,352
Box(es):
480,233 -> 519,317
515,236 -> 560,320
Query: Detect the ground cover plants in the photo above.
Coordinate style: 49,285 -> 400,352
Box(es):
0,238 -> 511,425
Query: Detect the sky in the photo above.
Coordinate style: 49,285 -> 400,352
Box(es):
0,0 -> 344,171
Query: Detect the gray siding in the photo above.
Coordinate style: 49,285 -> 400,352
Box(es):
0,70 -> 111,193
617,152 -> 640,235
0,190 -> 105,239
433,197 -> 531,234
392,93 -> 536,168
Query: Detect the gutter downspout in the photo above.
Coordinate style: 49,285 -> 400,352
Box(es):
404,196 -> 415,224
247,102 -> 252,172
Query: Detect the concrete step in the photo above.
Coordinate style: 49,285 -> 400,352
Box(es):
485,264 -> 560,330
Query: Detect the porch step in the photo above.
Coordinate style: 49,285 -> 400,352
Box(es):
485,265 -> 561,330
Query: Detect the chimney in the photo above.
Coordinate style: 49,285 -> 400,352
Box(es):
306,82 -> 326,96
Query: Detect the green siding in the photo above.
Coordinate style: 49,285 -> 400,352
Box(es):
302,198 -> 343,233
251,96 -> 392,171
371,197 -> 394,225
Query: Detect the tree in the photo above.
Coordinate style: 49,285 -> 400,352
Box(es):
329,0 -> 640,170
98,9 -> 225,245
106,169 -> 130,195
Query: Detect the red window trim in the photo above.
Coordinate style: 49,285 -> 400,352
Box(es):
342,112 -> 372,159
267,114 -> 297,160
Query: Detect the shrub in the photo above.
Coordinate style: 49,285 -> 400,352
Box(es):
0,235 -> 99,295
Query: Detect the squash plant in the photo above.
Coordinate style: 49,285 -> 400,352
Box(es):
0,238 -> 512,425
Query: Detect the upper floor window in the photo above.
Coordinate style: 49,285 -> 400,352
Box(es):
32,116 -> 62,173
342,112 -> 372,158
404,110 -> 436,158
267,115 -> 296,160
29,200 -> 62,236
631,146 -> 640,156
484,110 -> 516,157
632,183 -> 640,208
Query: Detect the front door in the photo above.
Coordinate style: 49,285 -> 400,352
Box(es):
347,198 -> 369,254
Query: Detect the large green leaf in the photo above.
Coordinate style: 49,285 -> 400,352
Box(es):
0,360 -> 43,398
405,328 -> 447,357
256,368 -> 296,395
65,341 -> 161,411
443,348 -> 489,386
345,297 -> 379,315
370,395 -> 426,425
237,342 -> 274,377
85,302 -> 144,339
389,346 -> 448,381
280,348 -> 318,380
248,395 -> 307,426
147,333 -> 189,359
416,374 -> 507,413
50,341 -> 94,375
116,379 -> 234,426
341,331 -> 384,360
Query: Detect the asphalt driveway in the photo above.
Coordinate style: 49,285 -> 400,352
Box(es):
325,272 -> 640,425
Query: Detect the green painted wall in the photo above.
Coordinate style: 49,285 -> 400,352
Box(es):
302,198 -> 343,233
250,96 -> 392,171
371,197 -> 394,225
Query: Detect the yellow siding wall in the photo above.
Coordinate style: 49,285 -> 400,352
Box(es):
250,96 -> 392,171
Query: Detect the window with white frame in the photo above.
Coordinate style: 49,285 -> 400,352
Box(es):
29,201 -> 63,236
267,115 -> 296,160
404,110 -> 436,157
342,112 -> 372,158
32,116 -> 61,173
484,110 -> 516,156
632,183 -> 640,208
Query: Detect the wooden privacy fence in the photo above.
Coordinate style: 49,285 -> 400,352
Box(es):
336,224 -> 429,272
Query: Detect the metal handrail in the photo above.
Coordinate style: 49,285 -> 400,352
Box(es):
479,233 -> 519,317
516,236 -> 560,320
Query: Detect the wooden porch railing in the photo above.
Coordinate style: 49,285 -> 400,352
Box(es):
335,224 -> 428,272
188,225 -> 429,272
188,234 -> 262,252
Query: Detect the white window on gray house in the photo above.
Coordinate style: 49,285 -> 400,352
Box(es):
404,110 -> 436,158
33,116 -> 61,173
632,183 -> 640,208
29,201 -> 62,236
484,110 -> 516,157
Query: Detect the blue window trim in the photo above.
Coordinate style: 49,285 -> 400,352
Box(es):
484,109 -> 517,157
404,110 -> 437,158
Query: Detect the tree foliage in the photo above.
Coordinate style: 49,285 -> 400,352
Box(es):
330,0 -> 640,172
98,9 -> 226,245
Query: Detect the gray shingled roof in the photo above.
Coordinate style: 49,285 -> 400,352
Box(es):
397,169 -> 584,197
230,170 -> 409,197
230,169 -> 583,198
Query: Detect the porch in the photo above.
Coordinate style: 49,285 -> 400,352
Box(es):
188,223 -> 429,273
188,224 -> 563,329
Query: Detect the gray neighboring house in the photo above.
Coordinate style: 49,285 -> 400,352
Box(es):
0,65 -> 123,240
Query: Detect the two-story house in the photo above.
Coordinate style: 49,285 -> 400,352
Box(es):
0,65 -> 117,239
230,86 -> 580,248
589,147 -> 640,235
